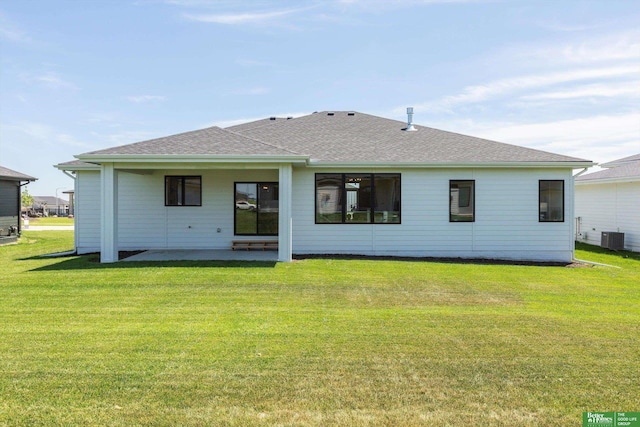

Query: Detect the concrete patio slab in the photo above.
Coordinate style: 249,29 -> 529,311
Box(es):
123,249 -> 278,262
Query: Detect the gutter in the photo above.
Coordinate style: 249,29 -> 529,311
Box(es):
61,170 -> 76,180
305,161 -> 595,169
17,180 -> 37,236
74,154 -> 310,163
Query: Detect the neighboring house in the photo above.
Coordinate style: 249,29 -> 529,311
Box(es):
575,154 -> 640,252
55,110 -> 592,263
63,190 -> 75,216
32,196 -> 69,217
0,165 -> 37,241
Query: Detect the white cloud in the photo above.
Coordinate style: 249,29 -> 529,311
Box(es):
0,11 -> 31,43
521,81 -> 640,101
236,58 -> 274,67
0,121 -> 89,148
522,30 -> 640,64
415,65 -> 639,113
183,7 -> 304,25
230,87 -> 270,95
125,95 -> 166,103
430,113 -> 640,163
20,73 -> 79,90
36,74 -> 78,89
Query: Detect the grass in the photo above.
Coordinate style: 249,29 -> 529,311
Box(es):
26,216 -> 74,226
1,233 -> 639,426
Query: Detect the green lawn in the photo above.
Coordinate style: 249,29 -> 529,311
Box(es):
1,232 -> 639,426
27,216 -> 75,226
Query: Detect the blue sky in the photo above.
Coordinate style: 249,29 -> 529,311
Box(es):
1,0 -> 639,196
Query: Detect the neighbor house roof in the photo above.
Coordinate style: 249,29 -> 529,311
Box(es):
33,196 -> 68,206
0,165 -> 37,181
60,110 -> 592,168
576,153 -> 640,183
600,153 -> 640,168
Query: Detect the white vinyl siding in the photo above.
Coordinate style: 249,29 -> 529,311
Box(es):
293,168 -> 574,262
116,169 -> 278,250
575,181 -> 640,252
75,171 -> 101,254
75,166 -> 576,262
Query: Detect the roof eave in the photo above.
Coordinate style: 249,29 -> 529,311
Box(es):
54,163 -> 100,171
74,154 -> 310,164
306,160 -> 594,168
0,176 -> 38,182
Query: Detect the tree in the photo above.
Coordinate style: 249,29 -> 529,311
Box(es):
21,188 -> 34,209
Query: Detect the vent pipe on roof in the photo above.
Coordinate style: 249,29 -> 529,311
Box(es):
404,107 -> 417,131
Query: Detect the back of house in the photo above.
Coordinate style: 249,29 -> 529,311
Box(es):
55,110 -> 592,263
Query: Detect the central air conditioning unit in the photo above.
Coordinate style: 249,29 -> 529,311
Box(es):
601,232 -> 625,250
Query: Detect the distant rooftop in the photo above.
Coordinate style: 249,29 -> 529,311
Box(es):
577,153 -> 640,182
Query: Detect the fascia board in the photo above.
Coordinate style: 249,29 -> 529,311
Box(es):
75,154 -> 309,163
54,163 -> 100,171
305,161 -> 594,169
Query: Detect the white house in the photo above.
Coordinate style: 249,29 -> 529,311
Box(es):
55,110 -> 592,263
575,154 -> 640,252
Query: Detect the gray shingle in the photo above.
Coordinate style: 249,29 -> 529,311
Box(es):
75,111 -> 590,164
229,111 -> 589,164
82,126 -> 302,157
0,165 -> 37,181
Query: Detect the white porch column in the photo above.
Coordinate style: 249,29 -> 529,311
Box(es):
100,163 -> 118,263
278,163 -> 293,262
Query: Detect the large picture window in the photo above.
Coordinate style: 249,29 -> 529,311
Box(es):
235,182 -> 278,235
539,180 -> 564,222
165,176 -> 201,206
315,173 -> 400,224
449,180 -> 475,222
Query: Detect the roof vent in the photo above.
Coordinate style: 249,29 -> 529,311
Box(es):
269,117 -> 276,121
327,112 -> 335,116
287,116 -> 293,120
347,112 -> 355,116
404,107 -> 417,132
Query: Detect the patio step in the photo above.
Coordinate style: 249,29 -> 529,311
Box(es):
231,240 -> 278,251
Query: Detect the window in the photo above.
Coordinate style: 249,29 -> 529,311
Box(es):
539,180 -> 564,222
165,176 -> 201,206
315,173 -> 400,224
449,180 -> 475,222
235,182 -> 278,235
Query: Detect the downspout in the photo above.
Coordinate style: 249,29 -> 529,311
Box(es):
573,167 -> 590,178
62,170 -> 78,253
572,167 -> 591,260
18,181 -> 32,236
62,170 -> 76,180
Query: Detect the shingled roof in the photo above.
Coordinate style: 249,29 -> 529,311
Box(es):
577,153 -> 640,182
229,111 -> 588,164
70,110 -> 590,166
0,165 -> 37,181
82,126 -> 302,157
